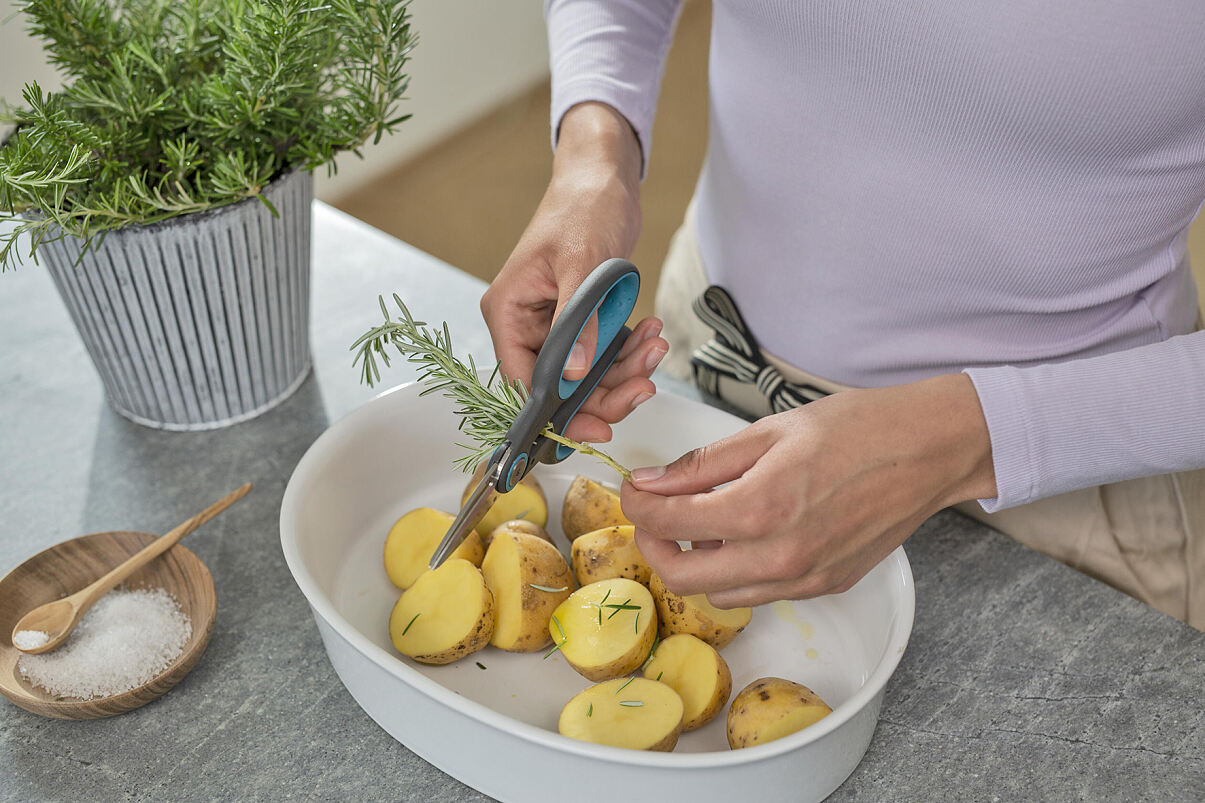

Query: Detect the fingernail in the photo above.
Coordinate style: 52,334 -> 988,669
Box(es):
630,465 -> 667,485
630,391 -> 653,411
567,342 -> 587,372
645,347 -> 667,373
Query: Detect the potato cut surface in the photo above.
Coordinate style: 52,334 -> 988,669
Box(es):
389,559 -> 494,665
482,532 -> 573,652
550,578 -> 657,681
571,525 -> 651,586
384,507 -> 483,589
462,469 -> 547,538
642,634 -> 732,731
558,677 -> 684,751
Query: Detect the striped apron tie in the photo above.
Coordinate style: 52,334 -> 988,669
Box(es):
689,286 -> 830,413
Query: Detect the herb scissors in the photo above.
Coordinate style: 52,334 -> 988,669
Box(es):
428,258 -> 641,570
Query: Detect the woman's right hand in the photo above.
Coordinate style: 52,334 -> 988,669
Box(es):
480,101 -> 668,443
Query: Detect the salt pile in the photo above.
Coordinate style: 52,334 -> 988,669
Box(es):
12,629 -> 50,650
18,587 -> 192,699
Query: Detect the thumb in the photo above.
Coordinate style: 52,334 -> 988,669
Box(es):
627,426 -> 774,496
559,305 -> 598,381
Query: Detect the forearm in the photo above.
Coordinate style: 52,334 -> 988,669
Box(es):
965,329 -> 1205,511
545,0 -> 684,177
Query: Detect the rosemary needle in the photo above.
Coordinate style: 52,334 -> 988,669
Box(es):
615,677 -> 635,695
619,700 -> 643,707
476,662 -> 486,670
529,583 -> 569,593
402,612 -> 421,636
587,703 -> 593,717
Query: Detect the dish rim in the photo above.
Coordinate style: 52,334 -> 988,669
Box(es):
280,380 -> 916,767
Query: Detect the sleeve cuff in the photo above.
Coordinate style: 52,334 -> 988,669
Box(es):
963,366 -> 1040,512
550,77 -> 654,180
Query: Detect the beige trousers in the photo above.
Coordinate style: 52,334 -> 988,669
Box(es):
655,202 -> 1205,630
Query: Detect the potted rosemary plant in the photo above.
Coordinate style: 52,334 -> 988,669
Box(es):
0,0 -> 414,429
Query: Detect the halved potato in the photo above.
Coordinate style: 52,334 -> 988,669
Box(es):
642,634 -> 732,731
462,465 -> 548,538
727,677 -> 833,749
384,507 -> 485,589
649,572 -> 752,649
571,525 -> 651,586
389,558 -> 495,665
562,475 -> 631,540
481,532 -> 574,652
485,518 -> 552,550
558,677 -> 684,752
549,578 -> 657,682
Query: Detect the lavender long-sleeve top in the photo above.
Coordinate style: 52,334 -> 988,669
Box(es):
546,0 -> 1205,511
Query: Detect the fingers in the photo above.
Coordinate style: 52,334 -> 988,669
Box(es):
559,306 -> 598,381
627,425 -> 775,496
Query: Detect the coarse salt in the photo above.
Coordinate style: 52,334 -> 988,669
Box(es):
17,587 -> 192,700
12,629 -> 50,650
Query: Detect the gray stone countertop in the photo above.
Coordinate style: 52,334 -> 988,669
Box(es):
1,203 -> 1201,801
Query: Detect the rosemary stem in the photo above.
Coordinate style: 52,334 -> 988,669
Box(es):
540,429 -> 632,482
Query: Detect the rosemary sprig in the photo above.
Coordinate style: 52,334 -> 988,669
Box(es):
351,294 -> 633,479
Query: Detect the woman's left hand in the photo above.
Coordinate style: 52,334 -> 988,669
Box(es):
620,373 -> 998,608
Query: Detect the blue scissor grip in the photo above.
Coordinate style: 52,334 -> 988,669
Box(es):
553,259 -> 640,400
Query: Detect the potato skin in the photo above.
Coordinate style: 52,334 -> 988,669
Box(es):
571,525 -> 651,586
562,476 -> 631,541
650,572 -> 752,649
726,677 -> 833,749
483,532 -> 574,652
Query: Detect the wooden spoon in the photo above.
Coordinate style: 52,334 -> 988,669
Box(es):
10,483 -> 251,655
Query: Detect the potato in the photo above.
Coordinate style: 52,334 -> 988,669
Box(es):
726,677 -> 833,749
571,525 -> 651,586
481,532 -> 574,652
384,507 -> 485,589
649,572 -> 752,649
549,578 -> 657,682
485,518 -> 552,550
562,475 -> 631,540
641,634 -> 732,731
389,558 -> 495,665
558,677 -> 684,752
462,464 -> 548,538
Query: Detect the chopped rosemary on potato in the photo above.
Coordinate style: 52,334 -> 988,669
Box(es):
402,612 -> 421,636
615,677 -> 635,695
618,700 -> 643,707
587,703 -> 593,717
529,583 -> 569,593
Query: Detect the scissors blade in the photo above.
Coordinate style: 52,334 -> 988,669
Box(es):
429,448 -> 508,570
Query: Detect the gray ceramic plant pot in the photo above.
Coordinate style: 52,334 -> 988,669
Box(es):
39,168 -> 313,430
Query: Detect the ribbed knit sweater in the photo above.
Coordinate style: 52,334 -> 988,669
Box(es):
546,0 -> 1205,511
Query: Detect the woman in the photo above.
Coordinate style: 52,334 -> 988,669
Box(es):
480,1 -> 1205,628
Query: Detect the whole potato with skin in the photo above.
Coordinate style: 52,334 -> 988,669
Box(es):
484,518 -> 552,550
727,677 -> 833,749
571,525 -> 651,586
649,572 -> 752,649
481,531 -> 574,652
562,475 -> 631,540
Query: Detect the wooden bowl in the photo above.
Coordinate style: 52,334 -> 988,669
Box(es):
0,531 -> 216,719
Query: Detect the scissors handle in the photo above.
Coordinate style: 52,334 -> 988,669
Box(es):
494,258 -> 640,491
